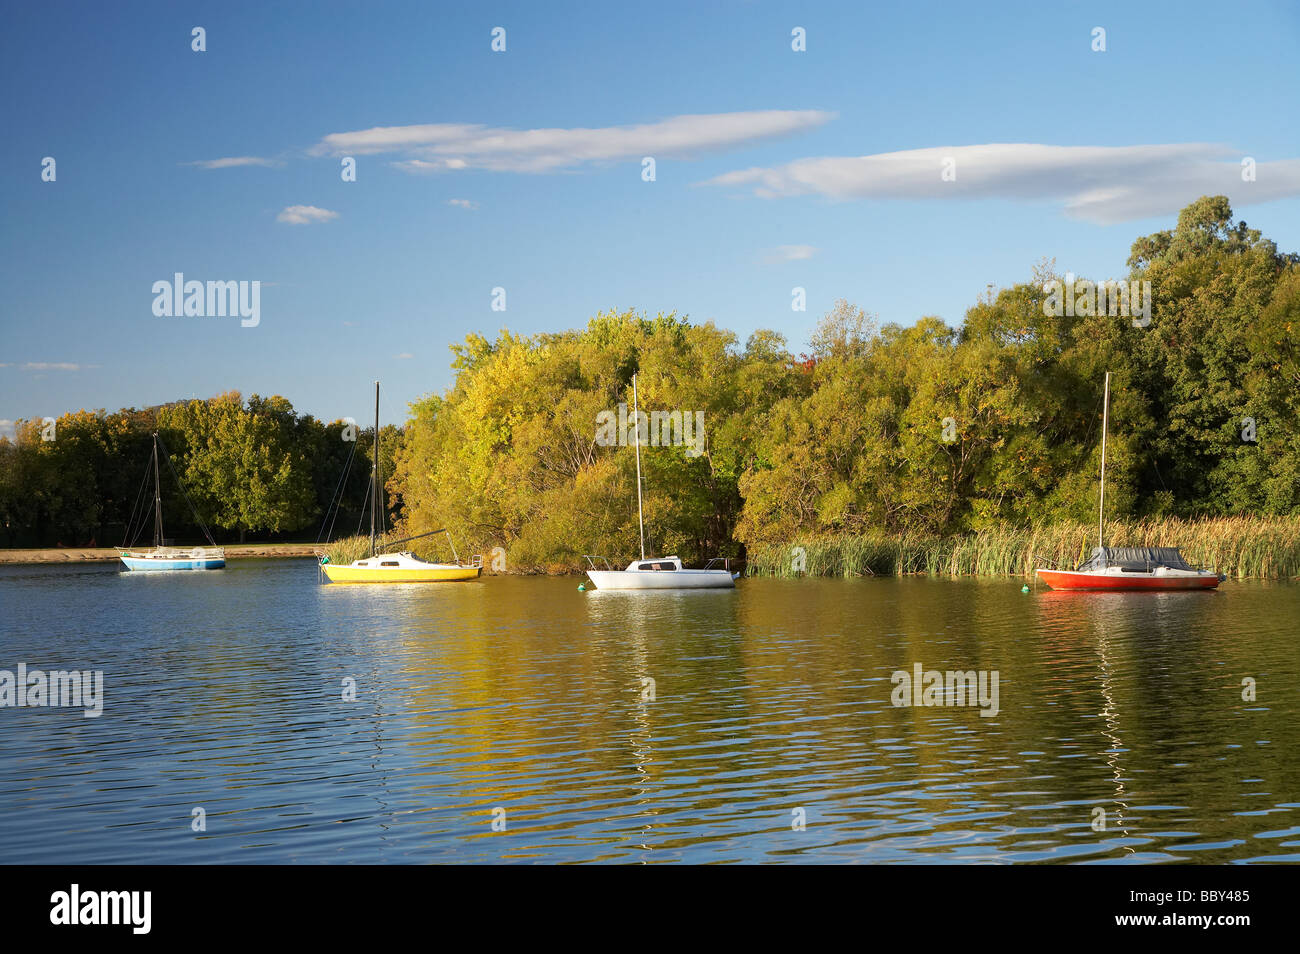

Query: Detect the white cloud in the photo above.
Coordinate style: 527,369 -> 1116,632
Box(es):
22,362 -> 85,371
703,143 -> 1300,224
764,244 -> 818,263
277,205 -> 339,225
395,352 -> 414,359
448,198 -> 478,209
311,110 -> 835,173
185,157 -> 283,169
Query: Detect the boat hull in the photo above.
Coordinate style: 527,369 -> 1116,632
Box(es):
118,547 -> 225,571
120,556 -> 225,571
1035,568 -> 1221,591
321,564 -> 482,583
585,569 -> 737,590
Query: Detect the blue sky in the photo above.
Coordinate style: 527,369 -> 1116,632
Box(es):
3,0 -> 1299,430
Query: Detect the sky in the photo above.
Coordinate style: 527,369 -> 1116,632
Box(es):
3,0 -> 1299,431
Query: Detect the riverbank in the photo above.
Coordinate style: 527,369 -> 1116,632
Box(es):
744,516 -> 1300,580
0,543 -> 322,565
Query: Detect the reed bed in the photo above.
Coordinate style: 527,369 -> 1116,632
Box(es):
746,517 -> 1300,580
319,535 -> 375,566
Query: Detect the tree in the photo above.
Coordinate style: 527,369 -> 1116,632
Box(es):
160,395 -> 317,542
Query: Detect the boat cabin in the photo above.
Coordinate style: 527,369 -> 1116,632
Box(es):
627,557 -> 683,572
1077,546 -> 1196,572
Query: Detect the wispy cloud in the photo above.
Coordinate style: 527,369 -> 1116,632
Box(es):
763,244 -> 818,263
277,205 -> 339,225
185,156 -> 283,169
448,198 -> 478,209
22,362 -> 87,371
395,352 -> 414,360
311,110 -> 835,174
703,143 -> 1300,224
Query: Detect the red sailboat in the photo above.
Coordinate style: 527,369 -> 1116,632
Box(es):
1034,373 -> 1224,592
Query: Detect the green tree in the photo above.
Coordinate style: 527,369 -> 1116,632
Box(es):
160,394 -> 316,542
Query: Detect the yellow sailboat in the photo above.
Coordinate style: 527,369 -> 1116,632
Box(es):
319,382 -> 482,584
321,539 -> 482,583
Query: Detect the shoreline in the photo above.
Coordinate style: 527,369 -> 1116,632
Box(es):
0,544 -> 323,565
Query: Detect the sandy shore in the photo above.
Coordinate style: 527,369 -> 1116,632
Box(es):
0,544 -> 322,565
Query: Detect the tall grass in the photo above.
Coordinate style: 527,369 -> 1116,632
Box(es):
319,535 -> 375,566
746,517 -> 1300,580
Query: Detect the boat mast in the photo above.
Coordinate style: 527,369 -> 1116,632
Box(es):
371,381 -> 379,558
633,373 -> 645,561
1098,371 -> 1110,551
152,433 -> 163,549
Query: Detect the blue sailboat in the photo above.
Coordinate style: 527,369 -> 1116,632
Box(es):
117,433 -> 225,571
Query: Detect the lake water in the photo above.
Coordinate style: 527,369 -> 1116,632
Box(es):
2,559 -> 1298,864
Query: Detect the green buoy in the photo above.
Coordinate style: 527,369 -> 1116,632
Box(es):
578,583 -> 586,591
1021,584 -> 1030,593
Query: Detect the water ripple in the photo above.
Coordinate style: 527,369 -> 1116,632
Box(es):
1,566 -> 1298,862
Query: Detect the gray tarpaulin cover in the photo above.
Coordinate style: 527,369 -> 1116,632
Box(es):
1078,547 -> 1194,571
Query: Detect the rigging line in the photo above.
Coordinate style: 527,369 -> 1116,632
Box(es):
322,443 -> 356,544
323,441 -> 361,540
156,434 -> 219,547
316,439 -> 358,544
1077,386 -> 1104,466
355,473 -> 372,537
121,470 -> 141,545
324,447 -> 355,544
121,451 -> 153,547
125,450 -> 145,545
1152,458 -> 1169,492
125,442 -> 158,548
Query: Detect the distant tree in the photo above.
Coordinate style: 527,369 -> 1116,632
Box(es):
160,395 -> 316,542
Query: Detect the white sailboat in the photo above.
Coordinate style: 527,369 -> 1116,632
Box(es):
583,374 -> 737,590
117,433 -> 225,571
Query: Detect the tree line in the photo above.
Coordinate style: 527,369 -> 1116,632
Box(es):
390,196 -> 1300,566
0,391 -> 400,548
3,196 -> 1298,562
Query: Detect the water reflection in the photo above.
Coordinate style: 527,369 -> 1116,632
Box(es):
0,564 -> 1297,863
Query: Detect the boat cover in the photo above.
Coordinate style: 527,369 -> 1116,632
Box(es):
1078,546 -> 1194,571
